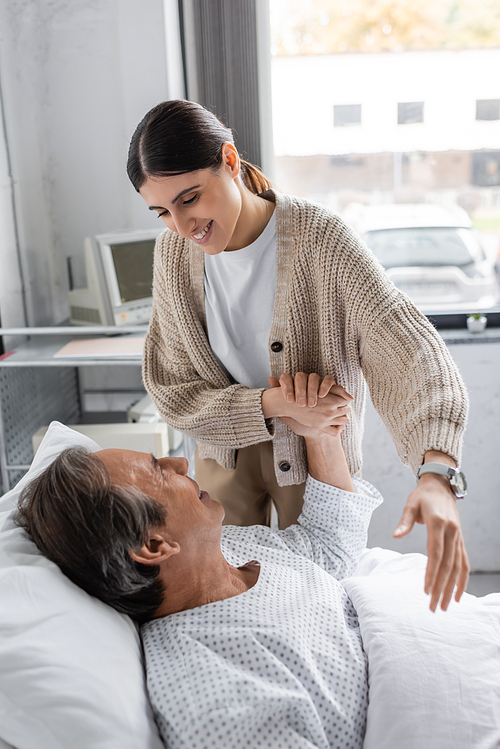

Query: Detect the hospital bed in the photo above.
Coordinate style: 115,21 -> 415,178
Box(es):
0,422 -> 499,749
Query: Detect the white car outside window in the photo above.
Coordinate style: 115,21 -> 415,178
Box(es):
344,203 -> 499,313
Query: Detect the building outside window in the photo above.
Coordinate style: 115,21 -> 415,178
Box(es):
269,0 -> 500,316
398,101 -> 424,125
476,99 -> 500,121
472,151 -> 500,187
334,104 -> 362,127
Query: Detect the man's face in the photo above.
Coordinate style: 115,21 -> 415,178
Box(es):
94,449 -> 225,545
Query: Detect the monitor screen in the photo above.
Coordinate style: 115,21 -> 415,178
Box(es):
109,240 -> 155,303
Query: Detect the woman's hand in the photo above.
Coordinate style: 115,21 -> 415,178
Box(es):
393,451 -> 470,613
268,377 -> 354,491
265,373 -> 353,438
276,372 -> 352,408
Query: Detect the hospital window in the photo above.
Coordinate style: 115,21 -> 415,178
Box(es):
269,0 -> 500,319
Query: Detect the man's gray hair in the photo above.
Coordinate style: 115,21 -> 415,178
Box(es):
15,446 -> 167,622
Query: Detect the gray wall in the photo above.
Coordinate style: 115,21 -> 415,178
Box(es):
364,340 -> 500,573
0,0 -> 170,328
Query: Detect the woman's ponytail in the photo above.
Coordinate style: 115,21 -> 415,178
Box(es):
240,159 -> 273,195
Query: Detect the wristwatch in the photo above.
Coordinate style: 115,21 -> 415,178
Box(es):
417,462 -> 467,499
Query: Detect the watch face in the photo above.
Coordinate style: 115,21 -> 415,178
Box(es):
451,471 -> 467,497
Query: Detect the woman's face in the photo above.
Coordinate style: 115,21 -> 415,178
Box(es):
139,143 -> 243,255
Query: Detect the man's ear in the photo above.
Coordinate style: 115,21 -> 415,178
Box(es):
129,533 -> 180,566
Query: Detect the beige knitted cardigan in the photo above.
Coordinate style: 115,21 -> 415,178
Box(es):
143,191 -> 468,487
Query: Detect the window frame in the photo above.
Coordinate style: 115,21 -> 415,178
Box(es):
425,309 -> 500,329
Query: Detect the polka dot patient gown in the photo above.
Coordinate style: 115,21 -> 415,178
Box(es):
142,477 -> 382,749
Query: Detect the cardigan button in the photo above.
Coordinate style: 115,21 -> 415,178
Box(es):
271,341 -> 283,353
279,461 -> 291,472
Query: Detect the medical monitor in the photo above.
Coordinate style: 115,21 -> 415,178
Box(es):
68,229 -> 161,326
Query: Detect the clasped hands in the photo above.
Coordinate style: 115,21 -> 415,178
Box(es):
263,372 -> 352,439
262,372 -> 470,612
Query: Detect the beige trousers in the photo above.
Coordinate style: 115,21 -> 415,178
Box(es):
194,441 -> 306,529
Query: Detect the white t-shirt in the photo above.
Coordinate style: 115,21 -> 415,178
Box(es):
204,212 -> 277,389
142,476 -> 382,749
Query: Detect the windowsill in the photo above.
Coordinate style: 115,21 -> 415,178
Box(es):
438,327 -> 500,344
426,309 -> 500,334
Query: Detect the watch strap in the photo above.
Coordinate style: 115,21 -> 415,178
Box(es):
417,462 -> 467,499
417,463 -> 453,480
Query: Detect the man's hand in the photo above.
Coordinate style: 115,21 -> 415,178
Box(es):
393,455 -> 470,613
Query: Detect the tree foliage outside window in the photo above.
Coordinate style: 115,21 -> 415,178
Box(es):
270,0 -> 500,56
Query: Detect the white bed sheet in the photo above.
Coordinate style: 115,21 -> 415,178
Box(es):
346,548 -> 500,749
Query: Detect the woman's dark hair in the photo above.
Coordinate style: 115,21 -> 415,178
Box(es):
127,99 -> 271,195
15,447 -> 167,623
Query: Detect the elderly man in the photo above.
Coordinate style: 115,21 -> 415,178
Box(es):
17,406 -> 383,749
16,356 -> 471,749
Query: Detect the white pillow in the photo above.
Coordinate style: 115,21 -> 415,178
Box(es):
345,549 -> 500,749
0,421 -> 164,749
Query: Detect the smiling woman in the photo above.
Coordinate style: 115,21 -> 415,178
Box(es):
126,99 -> 470,614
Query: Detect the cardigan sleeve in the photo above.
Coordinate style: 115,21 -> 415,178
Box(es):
336,223 -> 469,473
359,296 -> 468,472
142,234 -> 274,449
